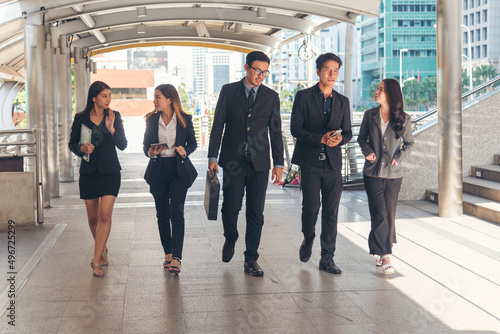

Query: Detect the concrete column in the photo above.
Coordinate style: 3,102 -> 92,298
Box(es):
46,26 -> 59,198
85,58 -> 91,88
344,24 -> 354,114
25,16 -> 50,208
57,35 -> 74,182
436,0 -> 463,217
73,47 -> 87,113
344,23 -> 358,177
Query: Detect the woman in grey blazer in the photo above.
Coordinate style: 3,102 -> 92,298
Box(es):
357,78 -> 414,274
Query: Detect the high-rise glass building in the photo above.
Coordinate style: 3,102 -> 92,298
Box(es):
360,0 -> 437,100
462,0 -> 499,70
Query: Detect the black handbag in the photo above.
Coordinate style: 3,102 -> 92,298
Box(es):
204,169 -> 220,220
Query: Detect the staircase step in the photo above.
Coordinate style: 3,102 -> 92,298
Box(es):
471,165 -> 500,182
463,193 -> 500,225
463,176 -> 500,202
425,189 -> 500,225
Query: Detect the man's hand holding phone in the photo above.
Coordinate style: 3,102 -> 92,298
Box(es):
322,130 -> 342,147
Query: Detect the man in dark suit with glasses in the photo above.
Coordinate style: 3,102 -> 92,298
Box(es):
208,51 -> 284,276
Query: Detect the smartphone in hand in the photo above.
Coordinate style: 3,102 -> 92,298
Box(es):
330,130 -> 342,137
150,142 -> 168,149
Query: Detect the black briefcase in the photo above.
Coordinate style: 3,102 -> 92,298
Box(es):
204,169 -> 220,220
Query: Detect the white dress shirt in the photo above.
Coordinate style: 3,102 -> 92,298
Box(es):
158,113 -> 177,157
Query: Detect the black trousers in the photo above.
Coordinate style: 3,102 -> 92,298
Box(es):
363,175 -> 402,255
149,157 -> 188,259
300,159 -> 343,259
221,158 -> 269,262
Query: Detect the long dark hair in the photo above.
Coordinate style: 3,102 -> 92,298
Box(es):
382,78 -> 407,139
78,81 -> 110,115
145,84 -> 188,128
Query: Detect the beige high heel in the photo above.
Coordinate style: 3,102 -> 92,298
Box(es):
91,261 -> 104,277
100,248 -> 109,266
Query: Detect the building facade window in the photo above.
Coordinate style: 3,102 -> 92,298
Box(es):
476,46 -> 480,58
471,30 -> 474,42
471,0 -> 475,8
464,0 -> 468,10
482,45 -> 487,57
464,32 -> 468,44
483,27 -> 487,40
476,29 -> 481,41
470,14 -> 474,25
483,10 -> 487,22
476,12 -> 480,24
463,15 -> 468,25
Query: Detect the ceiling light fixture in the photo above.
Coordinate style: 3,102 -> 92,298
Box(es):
92,29 -> 106,43
195,21 -> 210,37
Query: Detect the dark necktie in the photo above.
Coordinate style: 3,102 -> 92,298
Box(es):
248,88 -> 255,107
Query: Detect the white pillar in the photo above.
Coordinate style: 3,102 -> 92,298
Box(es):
25,16 -> 50,208
436,0 -> 463,217
344,24 -> 354,114
46,26 -> 59,198
73,47 -> 87,113
57,35 -> 74,182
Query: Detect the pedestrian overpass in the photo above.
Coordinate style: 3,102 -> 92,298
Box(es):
0,0 -> 478,223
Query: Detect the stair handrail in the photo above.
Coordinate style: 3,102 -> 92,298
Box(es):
412,75 -> 500,126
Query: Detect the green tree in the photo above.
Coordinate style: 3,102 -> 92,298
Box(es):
473,64 -> 498,85
461,69 -> 470,93
279,90 -> 293,113
178,83 -> 191,111
402,80 -> 422,110
420,76 -> 437,108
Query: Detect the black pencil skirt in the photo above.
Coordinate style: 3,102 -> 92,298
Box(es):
79,170 -> 121,200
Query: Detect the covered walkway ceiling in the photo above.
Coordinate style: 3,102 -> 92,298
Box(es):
0,0 -> 381,82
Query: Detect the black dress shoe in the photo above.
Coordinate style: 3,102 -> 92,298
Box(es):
319,258 -> 342,275
244,260 -> 264,276
222,241 -> 235,263
299,235 -> 315,262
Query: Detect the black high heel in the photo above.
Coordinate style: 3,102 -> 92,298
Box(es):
168,257 -> 181,274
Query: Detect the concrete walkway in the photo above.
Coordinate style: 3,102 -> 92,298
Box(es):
1,150 -> 499,333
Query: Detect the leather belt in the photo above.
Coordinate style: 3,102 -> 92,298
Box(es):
318,153 -> 326,160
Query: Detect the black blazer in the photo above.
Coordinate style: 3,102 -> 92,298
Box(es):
208,79 -> 284,172
143,112 -> 198,188
291,84 -> 352,170
68,110 -> 127,175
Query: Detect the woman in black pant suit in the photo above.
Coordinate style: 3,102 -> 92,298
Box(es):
357,78 -> 414,275
143,84 -> 197,274
69,81 -> 127,277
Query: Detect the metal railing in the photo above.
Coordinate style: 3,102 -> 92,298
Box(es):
0,129 -> 43,223
412,75 -> 500,133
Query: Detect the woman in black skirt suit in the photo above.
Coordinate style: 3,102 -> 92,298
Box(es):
69,81 -> 127,277
357,79 -> 414,275
143,84 -> 197,274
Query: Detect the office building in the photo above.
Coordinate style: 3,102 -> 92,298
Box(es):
462,0 -> 500,70
360,0 -> 437,100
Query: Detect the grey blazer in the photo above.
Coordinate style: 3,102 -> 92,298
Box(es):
357,107 -> 414,179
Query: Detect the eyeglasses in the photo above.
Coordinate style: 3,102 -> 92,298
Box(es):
250,66 -> 271,77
